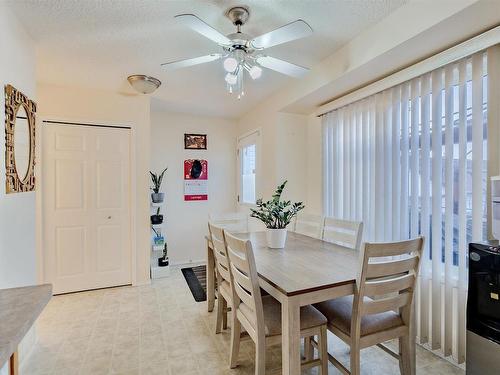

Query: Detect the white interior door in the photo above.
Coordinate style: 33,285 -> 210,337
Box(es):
42,123 -> 132,294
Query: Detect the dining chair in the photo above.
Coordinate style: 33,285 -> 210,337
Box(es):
209,212 -> 249,232
207,213 -> 248,296
208,222 -> 234,334
313,237 -> 424,375
322,217 -> 363,250
224,231 -> 329,375
293,213 -> 324,239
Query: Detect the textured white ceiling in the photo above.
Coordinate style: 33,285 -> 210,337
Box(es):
7,0 -> 407,118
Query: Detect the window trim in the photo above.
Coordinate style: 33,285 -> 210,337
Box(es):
237,128 -> 261,207
316,25 -> 500,117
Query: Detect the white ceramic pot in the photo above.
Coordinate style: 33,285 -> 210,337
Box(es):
266,228 -> 287,249
151,193 -> 164,203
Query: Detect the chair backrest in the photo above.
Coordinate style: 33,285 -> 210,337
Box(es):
208,222 -> 231,285
224,231 -> 265,342
293,213 -> 324,239
209,212 -> 249,233
322,217 -> 363,250
352,237 -> 424,337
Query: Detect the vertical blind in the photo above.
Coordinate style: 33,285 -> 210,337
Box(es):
322,51 -> 488,363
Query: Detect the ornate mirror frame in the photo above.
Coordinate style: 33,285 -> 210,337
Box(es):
4,84 -> 36,193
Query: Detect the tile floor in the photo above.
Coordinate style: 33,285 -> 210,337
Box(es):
22,266 -> 465,375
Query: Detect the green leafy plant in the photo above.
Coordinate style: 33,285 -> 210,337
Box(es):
250,181 -> 305,229
152,227 -> 160,237
150,167 -> 168,194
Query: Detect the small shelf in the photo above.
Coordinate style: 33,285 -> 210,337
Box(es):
150,197 -> 168,279
152,248 -> 163,255
151,265 -> 170,278
152,244 -> 164,252
150,250 -> 170,279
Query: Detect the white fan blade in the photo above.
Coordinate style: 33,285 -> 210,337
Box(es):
161,54 -> 222,71
175,14 -> 231,46
256,56 -> 309,78
250,20 -> 312,49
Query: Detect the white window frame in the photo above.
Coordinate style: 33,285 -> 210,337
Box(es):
237,128 -> 261,207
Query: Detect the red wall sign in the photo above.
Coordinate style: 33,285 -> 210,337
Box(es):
184,159 -> 208,201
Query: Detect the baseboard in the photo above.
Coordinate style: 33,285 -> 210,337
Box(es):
170,259 -> 206,268
416,341 -> 466,370
133,279 -> 151,286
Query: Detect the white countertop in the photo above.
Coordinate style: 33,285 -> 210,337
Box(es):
0,284 -> 52,367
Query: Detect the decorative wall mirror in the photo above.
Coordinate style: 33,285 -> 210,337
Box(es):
4,84 -> 36,193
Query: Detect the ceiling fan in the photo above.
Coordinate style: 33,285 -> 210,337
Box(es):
161,6 -> 313,99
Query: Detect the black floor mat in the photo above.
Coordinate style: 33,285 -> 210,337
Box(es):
181,265 -> 207,302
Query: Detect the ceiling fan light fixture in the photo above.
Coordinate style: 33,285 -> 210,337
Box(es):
127,75 -> 161,94
248,65 -> 262,80
223,57 -> 238,72
163,8 -> 313,99
225,73 -> 238,85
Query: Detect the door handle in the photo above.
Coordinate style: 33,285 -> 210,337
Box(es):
107,216 -> 112,219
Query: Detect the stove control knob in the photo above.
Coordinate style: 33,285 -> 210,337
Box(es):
470,252 -> 481,261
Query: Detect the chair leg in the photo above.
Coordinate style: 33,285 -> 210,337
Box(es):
255,336 -> 266,375
229,309 -> 241,368
318,328 -> 328,375
304,336 -> 314,361
215,294 -> 224,334
399,335 -> 412,375
222,298 -> 228,330
350,342 -> 360,375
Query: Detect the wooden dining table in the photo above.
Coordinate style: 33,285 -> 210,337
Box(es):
206,231 -> 416,375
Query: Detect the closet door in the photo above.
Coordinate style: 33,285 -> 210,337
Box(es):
42,123 -> 131,294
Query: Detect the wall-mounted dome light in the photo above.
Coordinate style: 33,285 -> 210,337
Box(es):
127,75 -> 161,94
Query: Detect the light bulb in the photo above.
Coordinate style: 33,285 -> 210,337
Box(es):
249,65 -> 262,80
223,57 -> 238,72
225,73 -> 237,85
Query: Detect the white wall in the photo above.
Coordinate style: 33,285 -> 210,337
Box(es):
0,4 -> 37,374
0,3 -> 37,289
275,113 -> 308,203
237,0 -> 500,216
150,110 -> 237,264
37,83 -> 151,285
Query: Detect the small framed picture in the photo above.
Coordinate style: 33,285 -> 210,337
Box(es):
184,134 -> 207,150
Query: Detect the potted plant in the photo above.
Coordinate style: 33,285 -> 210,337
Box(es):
152,227 -> 164,246
151,207 -> 163,225
150,167 -> 168,203
250,181 -> 305,248
158,243 -> 169,267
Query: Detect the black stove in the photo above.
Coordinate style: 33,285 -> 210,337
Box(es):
467,242 -> 500,374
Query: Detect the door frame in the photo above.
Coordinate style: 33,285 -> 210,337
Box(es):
36,117 -> 138,287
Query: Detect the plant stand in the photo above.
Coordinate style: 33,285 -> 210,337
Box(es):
150,201 -> 169,279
